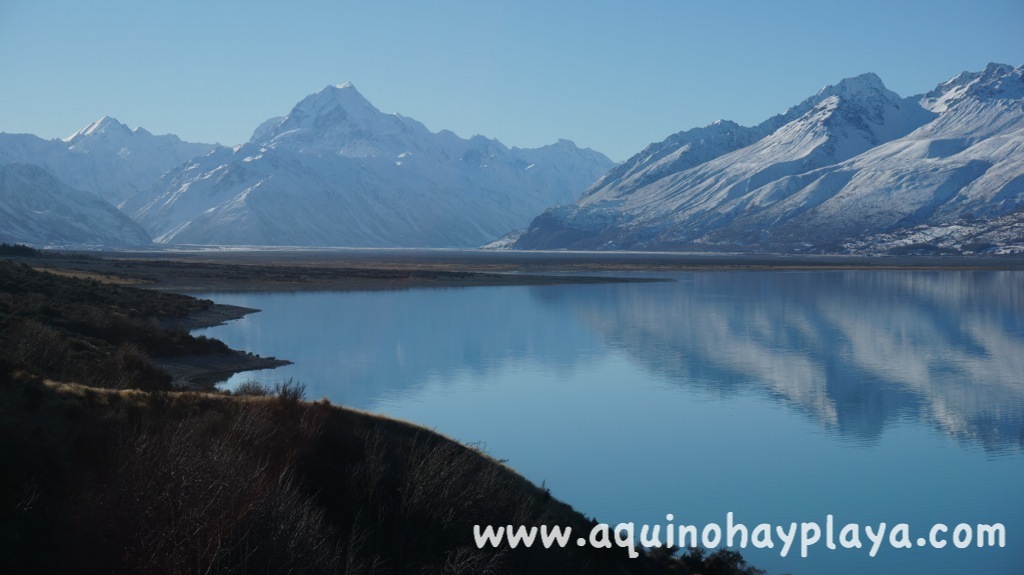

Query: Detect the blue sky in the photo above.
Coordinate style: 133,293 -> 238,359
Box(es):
1,0 -> 1021,161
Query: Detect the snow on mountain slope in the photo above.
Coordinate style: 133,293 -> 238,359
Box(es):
513,64 -> 1023,253
0,117 -> 213,205
0,163 -> 151,247
254,83 -> 436,158
126,84 -> 613,247
846,207 -> 1024,255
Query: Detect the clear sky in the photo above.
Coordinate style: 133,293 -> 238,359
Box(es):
1,0 -> 1021,161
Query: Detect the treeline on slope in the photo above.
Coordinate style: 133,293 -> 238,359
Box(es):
0,259 -> 227,391
0,376 -> 766,575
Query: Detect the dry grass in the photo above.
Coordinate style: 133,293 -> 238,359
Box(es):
0,377 -> 648,574
31,266 -> 148,285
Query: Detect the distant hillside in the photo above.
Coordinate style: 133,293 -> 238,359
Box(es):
0,163 -> 152,248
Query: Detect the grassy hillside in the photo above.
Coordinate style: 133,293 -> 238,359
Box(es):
0,376 -> 613,573
0,259 -> 254,390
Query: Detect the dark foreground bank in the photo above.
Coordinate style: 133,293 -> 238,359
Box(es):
0,259 -> 288,387
1,375 -> 774,574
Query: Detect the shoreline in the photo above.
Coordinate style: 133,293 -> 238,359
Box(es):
16,250 -> 1024,293
156,351 -> 291,389
19,249 -> 1024,387
159,303 -> 291,389
17,253 -> 672,292
161,302 -> 263,330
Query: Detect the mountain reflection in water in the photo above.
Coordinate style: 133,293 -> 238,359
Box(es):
534,271 -> 1024,453
197,270 -> 1024,453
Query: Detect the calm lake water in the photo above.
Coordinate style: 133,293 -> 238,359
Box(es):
192,270 -> 1024,574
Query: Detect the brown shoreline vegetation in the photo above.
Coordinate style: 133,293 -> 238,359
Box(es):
0,259 -> 287,389
12,252 -> 672,293
0,254 -> 768,574
11,247 -> 1023,295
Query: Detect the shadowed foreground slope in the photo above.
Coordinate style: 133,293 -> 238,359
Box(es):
0,376 -> 764,574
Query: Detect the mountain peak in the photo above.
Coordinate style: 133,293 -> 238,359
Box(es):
249,84 -> 386,148
312,82 -> 372,106
816,72 -> 895,102
982,62 -> 1016,76
921,62 -> 1023,112
63,116 -> 133,142
976,62 -> 1023,95
769,72 -> 906,133
252,83 -> 439,156
279,83 -> 381,128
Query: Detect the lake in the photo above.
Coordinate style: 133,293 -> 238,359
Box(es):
192,270 -> 1024,574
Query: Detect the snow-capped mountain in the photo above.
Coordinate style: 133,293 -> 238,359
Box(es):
513,64 -> 1024,254
0,163 -> 151,247
125,84 -> 613,247
0,118 -> 213,205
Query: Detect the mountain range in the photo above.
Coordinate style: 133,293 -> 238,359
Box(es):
0,118 -> 214,206
511,63 -> 1024,254
0,85 -> 611,249
2,65 -> 1022,253
121,84 -> 613,247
